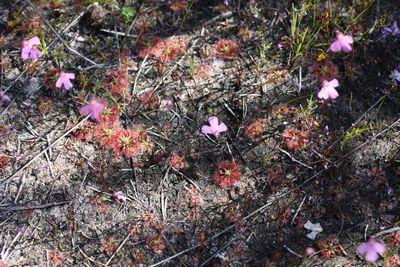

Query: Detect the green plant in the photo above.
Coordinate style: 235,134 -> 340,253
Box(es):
121,6 -> 136,24
300,96 -> 318,116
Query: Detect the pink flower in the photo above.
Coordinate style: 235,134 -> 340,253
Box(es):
318,79 -> 339,100
161,99 -> 173,108
330,32 -> 353,53
80,99 -> 106,120
201,116 -> 227,137
21,36 -> 42,60
0,91 -> 11,106
113,191 -> 127,202
56,72 -> 75,90
357,238 -> 386,262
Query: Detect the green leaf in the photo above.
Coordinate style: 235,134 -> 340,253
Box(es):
121,7 -> 136,23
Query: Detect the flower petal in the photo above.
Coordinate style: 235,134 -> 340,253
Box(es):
55,78 -> 63,88
330,41 -> 342,52
318,88 -> 329,100
29,36 -> 41,46
201,125 -> 213,135
342,35 -> 353,44
329,79 -> 339,87
357,243 -> 368,254
365,250 -> 378,262
208,116 -> 219,130
373,241 -> 386,254
327,87 -> 339,99
217,122 -> 228,132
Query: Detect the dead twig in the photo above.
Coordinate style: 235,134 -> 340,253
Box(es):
0,200 -> 69,211
279,148 -> 313,170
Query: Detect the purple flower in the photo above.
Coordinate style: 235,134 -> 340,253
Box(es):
393,64 -> 400,83
318,79 -> 339,100
357,238 -> 386,262
113,191 -> 127,202
79,98 -> 105,121
201,116 -> 227,137
161,99 -> 173,108
0,90 -> 11,106
330,32 -> 353,53
382,21 -> 400,37
56,72 -> 75,90
21,36 -> 42,60
224,0 -> 230,5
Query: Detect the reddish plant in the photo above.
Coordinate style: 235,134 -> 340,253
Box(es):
195,65 -> 211,79
215,161 -> 241,187
138,38 -> 163,58
184,185 -> 204,207
94,123 -> 123,149
369,166 -> 386,186
272,105 -> 298,117
266,166 -> 285,185
246,119 -> 268,140
98,105 -> 121,123
168,0 -> 186,12
102,236 -> 117,255
310,58 -> 339,80
45,67 -> 61,89
114,129 -> 141,158
47,251 -> 65,266
266,67 -> 289,84
136,127 -> 154,153
140,91 -> 159,108
146,235 -> 165,254
154,37 -> 187,62
317,236 -> 340,259
139,37 -> 187,62
169,153 -> 187,170
389,254 -> 400,266
282,128 -> 309,150
104,69 -> 130,99
69,121 -> 93,142
215,39 -> 238,59
390,231 -> 400,247
37,97 -> 54,114
0,155 -> 10,170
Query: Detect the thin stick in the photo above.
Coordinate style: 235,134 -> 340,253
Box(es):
0,116 -> 89,185
373,226 -> 400,238
0,201 -> 69,211
279,148 -> 313,170
104,232 -> 131,266
291,195 -> 307,225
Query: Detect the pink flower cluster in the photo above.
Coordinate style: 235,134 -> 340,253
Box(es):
316,31 -> 354,100
21,36 -> 42,60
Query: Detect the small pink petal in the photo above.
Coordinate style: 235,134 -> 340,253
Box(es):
318,88 -> 330,100
329,79 -> 339,87
341,42 -> 352,52
365,250 -> 378,262
208,116 -> 219,129
65,73 -> 75,79
330,41 -> 341,52
373,242 -> 386,254
327,87 -> 339,99
55,79 -> 63,88
217,122 -> 228,132
201,125 -> 213,135
29,36 -> 41,46
357,243 -> 368,254
342,35 -> 353,44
